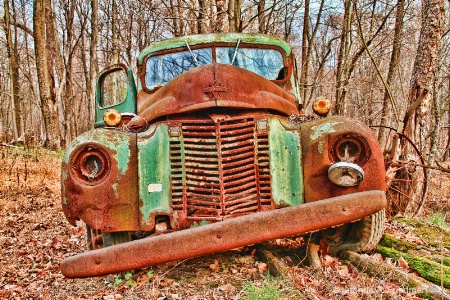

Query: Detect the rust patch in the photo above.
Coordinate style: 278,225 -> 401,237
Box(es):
138,64 -> 298,122
60,190 -> 386,278
301,116 -> 386,203
62,131 -> 139,232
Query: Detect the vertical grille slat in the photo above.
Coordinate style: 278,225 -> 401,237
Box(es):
169,116 -> 273,222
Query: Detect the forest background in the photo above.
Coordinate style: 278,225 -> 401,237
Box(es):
0,0 -> 449,166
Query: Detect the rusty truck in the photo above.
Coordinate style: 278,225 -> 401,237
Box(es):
60,33 -> 386,278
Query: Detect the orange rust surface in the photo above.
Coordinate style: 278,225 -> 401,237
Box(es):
301,116 -> 386,203
61,133 -> 139,232
137,64 -> 298,122
61,190 -> 386,278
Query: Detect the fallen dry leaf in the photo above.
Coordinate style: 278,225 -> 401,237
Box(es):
397,257 -> 409,270
218,284 -> 233,292
209,259 -> 220,271
255,262 -> 267,273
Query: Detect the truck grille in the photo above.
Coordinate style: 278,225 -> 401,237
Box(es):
169,115 -> 273,223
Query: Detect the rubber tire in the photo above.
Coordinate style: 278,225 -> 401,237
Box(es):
102,231 -> 132,247
323,209 -> 385,255
86,225 -> 131,250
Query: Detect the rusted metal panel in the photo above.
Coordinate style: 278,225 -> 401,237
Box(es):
166,114 -> 275,230
61,129 -> 139,232
137,124 -> 172,231
60,190 -> 386,278
137,64 -> 298,123
268,118 -> 303,206
300,116 -> 386,203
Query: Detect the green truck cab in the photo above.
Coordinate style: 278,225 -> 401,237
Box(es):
60,33 -> 386,278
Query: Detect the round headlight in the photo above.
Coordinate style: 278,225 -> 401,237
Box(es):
330,134 -> 369,164
71,145 -> 110,184
328,162 -> 364,187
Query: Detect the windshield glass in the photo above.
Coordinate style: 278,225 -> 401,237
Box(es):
216,47 -> 284,80
145,48 -> 212,90
144,46 -> 285,90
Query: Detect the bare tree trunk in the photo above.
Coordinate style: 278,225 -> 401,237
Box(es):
257,0 -> 266,33
228,0 -> 241,32
406,0 -> 445,148
168,0 -> 182,37
45,0 -> 67,148
89,0 -> 99,129
197,0 -> 207,33
299,0 -> 310,107
379,0 -> 405,144
215,0 -> 227,32
33,0 -> 61,150
20,1 -> 42,142
404,0 -> 444,215
334,0 -> 352,115
4,0 -> 21,142
112,0 -> 119,64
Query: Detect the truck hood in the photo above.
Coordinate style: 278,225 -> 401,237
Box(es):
137,63 -> 298,122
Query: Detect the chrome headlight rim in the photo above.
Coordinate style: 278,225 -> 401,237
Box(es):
328,161 -> 365,187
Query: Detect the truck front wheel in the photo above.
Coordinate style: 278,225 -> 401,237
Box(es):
322,209 -> 385,254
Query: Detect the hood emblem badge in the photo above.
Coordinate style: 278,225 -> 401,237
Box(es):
203,80 -> 227,99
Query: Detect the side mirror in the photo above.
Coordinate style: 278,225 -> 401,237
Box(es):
95,64 -> 137,127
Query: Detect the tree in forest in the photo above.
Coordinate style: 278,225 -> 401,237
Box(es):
33,0 -> 61,150
3,0 -> 21,143
402,0 -> 445,215
406,0 -> 445,150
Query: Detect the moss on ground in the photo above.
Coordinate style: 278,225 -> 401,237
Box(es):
395,217 -> 450,250
380,234 -> 450,267
377,245 -> 450,288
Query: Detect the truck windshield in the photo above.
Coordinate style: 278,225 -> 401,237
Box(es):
145,48 -> 213,90
144,46 -> 284,90
216,47 -> 283,80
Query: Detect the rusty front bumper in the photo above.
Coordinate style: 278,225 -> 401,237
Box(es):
61,190 -> 386,278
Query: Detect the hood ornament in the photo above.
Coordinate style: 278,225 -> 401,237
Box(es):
203,80 -> 227,99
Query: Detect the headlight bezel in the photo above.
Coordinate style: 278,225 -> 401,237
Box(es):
70,144 -> 111,185
329,133 -> 370,165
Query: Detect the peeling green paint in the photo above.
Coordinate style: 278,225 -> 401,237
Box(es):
310,121 -> 338,141
138,33 -> 291,65
138,125 -> 172,224
268,118 -> 303,206
62,128 -> 132,177
317,140 -> 325,155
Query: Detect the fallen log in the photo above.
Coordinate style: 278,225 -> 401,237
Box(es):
256,247 -> 289,277
380,234 -> 450,267
340,250 -> 450,300
377,245 -> 450,289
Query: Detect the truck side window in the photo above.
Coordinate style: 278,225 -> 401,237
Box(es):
102,69 -> 128,107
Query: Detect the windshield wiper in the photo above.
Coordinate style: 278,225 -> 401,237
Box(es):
184,40 -> 199,66
231,39 -> 241,65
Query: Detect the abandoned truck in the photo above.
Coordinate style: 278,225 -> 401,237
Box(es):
60,33 -> 386,278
